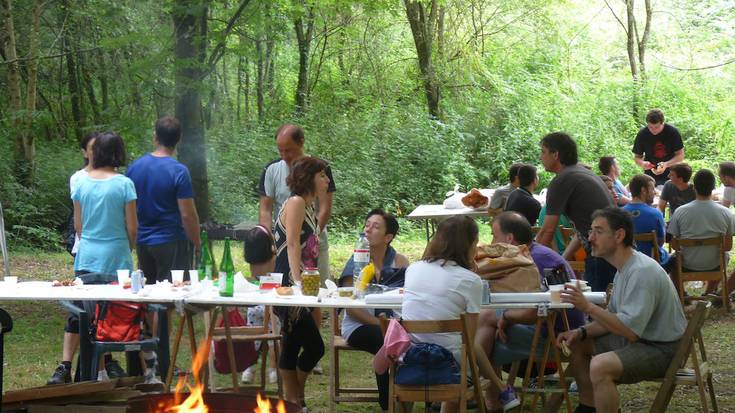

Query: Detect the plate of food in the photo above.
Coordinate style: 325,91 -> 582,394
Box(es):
462,188 -> 489,210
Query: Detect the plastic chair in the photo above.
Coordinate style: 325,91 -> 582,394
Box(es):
328,308 -> 379,412
60,273 -> 170,381
379,314 -> 485,413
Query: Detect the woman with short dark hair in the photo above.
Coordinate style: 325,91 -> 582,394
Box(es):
272,156 -> 329,410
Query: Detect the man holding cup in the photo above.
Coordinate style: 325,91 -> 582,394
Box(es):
557,208 -> 686,413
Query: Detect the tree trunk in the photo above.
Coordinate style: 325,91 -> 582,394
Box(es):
637,0 -> 652,79
81,54 -> 102,125
3,0 -> 26,184
63,5 -> 84,142
625,0 -> 639,81
256,39 -> 265,121
20,0 -> 42,184
404,0 -> 440,118
173,0 -> 210,222
96,49 -> 109,112
293,2 -> 314,116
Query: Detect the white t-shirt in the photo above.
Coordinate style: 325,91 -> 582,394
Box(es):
401,260 -> 482,363
68,168 -> 88,255
722,186 -> 735,206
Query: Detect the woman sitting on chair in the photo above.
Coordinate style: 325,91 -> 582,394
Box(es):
340,208 -> 409,413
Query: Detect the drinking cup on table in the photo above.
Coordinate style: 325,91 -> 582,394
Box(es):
116,269 -> 130,287
171,270 -> 185,287
4,276 -> 17,286
549,284 -> 565,304
189,270 -> 199,287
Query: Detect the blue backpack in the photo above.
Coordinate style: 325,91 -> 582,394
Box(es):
395,342 -> 460,385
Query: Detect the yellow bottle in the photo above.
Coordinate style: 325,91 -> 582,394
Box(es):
356,262 -> 376,292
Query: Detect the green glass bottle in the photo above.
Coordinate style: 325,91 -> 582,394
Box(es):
198,230 -> 217,281
218,237 -> 235,297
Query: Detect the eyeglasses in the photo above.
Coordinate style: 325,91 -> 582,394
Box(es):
587,228 -> 614,237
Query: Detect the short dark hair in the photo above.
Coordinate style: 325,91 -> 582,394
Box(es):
80,132 -> 101,166
517,164 -> 537,187
286,156 -> 328,196
155,116 -> 182,148
591,207 -> 634,247
646,109 -> 665,124
692,169 -> 716,197
669,163 -> 692,182
366,208 -> 399,243
598,156 -> 616,175
275,123 -> 305,144
719,161 -> 735,179
494,211 -> 533,245
422,215 -> 478,270
628,174 -> 654,197
540,132 -> 578,166
92,132 -> 127,169
508,163 -> 524,184
244,225 -> 275,264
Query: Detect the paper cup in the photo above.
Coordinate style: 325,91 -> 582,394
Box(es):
116,269 -> 130,287
549,284 -> 565,304
189,270 -> 199,287
171,270 -> 185,286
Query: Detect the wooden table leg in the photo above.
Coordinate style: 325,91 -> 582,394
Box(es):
521,317 -> 544,412
531,314 -> 553,413
165,311 -> 188,391
222,306 -> 241,392
545,312 -> 572,412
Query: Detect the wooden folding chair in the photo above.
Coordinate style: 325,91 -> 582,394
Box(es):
206,305 -> 283,396
328,308 -> 379,412
649,300 -> 717,412
633,230 -> 661,262
380,314 -> 486,413
671,236 -> 730,311
560,227 -> 586,276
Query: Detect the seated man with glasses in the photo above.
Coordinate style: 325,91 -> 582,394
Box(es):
558,207 -> 687,413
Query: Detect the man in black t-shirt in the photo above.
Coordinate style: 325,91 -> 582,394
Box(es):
504,164 -> 541,226
632,109 -> 685,186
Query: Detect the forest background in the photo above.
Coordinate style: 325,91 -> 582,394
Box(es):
2,0 -> 735,249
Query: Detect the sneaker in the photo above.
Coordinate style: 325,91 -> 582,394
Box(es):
499,385 -> 520,412
268,368 -> 278,384
241,367 -> 255,383
311,363 -> 324,375
105,359 -> 128,379
144,368 -> 163,385
47,363 -> 72,385
568,381 -> 578,393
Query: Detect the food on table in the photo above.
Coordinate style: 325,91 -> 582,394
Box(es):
276,286 -> 294,296
355,262 -> 376,293
52,279 -> 76,287
337,287 -> 354,298
301,268 -> 321,296
461,188 -> 489,208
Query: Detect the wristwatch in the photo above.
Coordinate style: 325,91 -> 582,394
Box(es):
578,326 -> 588,341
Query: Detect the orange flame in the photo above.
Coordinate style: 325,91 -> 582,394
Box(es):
254,393 -> 286,413
155,334 -> 213,413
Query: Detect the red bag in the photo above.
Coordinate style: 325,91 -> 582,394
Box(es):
94,301 -> 146,342
214,308 -> 258,374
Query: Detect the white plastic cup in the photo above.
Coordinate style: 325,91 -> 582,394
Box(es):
4,276 -> 17,285
171,270 -> 185,286
116,269 -> 130,287
189,270 -> 199,287
549,284 -> 565,304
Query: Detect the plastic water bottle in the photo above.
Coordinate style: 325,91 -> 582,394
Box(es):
353,232 -> 370,287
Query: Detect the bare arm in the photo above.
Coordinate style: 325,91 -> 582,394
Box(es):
177,198 -> 201,250
73,201 -> 82,235
125,200 -> 138,251
562,286 -> 639,342
562,236 -> 582,261
393,253 -> 410,268
634,154 -> 654,170
536,214 -> 560,248
259,195 -> 274,232
661,149 -> 685,169
341,278 -> 381,325
284,196 -> 306,283
658,198 -> 667,215
317,191 -> 334,232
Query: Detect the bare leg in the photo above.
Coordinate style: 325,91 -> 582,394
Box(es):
296,368 -> 310,401
475,310 -> 502,407
589,352 -> 624,413
280,369 -> 299,405
566,336 -> 596,407
62,332 -> 80,362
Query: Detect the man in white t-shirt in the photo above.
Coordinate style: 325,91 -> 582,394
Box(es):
718,161 -> 735,208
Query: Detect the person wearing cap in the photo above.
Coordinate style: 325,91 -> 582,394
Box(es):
339,208 -> 409,413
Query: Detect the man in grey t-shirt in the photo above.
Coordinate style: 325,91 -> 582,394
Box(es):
668,169 -> 733,295
558,208 -> 687,413
488,163 -> 523,215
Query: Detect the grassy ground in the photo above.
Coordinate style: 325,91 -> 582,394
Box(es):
1,227 -> 734,412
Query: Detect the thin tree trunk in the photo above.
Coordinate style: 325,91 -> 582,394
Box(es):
20,0 -> 42,184
404,0 -> 440,118
293,2 -> 314,115
625,0 -> 639,81
243,56 -> 250,119
3,0 -> 27,184
637,0 -> 652,79
96,49 -> 109,112
174,0 -> 209,222
81,54 -> 102,125
256,39 -> 265,121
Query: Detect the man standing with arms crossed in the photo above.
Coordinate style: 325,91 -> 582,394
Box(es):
259,124 -> 336,373
126,116 -> 202,381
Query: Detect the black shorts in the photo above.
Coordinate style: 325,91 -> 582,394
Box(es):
137,240 -> 193,284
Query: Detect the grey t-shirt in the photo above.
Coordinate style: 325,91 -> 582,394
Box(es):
545,165 -> 615,234
489,183 -> 514,209
667,200 -> 734,271
660,181 -> 695,216
258,158 -> 336,222
608,251 -> 687,342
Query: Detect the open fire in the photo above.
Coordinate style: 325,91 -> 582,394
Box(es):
125,334 -> 295,413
